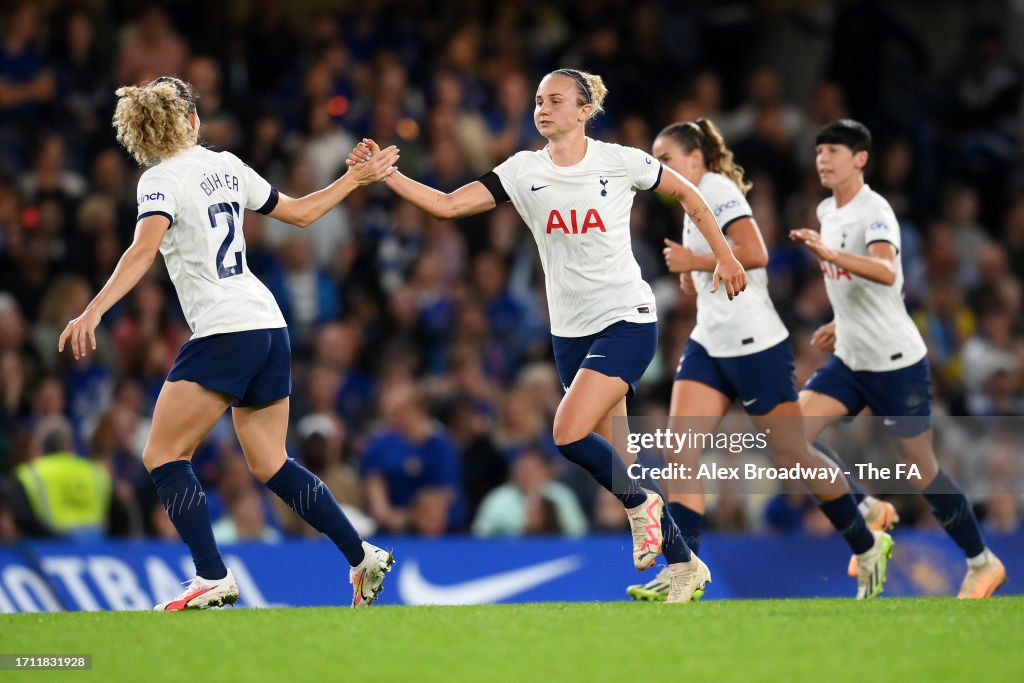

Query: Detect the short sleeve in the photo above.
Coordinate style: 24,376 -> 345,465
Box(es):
235,156 -> 278,214
136,169 -> 177,225
491,153 -> 524,200
620,145 -> 663,191
863,213 -> 901,252
703,176 -> 752,232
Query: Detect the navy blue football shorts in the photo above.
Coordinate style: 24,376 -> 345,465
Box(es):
168,327 -> 292,407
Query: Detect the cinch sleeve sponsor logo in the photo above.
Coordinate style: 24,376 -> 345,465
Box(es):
713,199 -> 741,216
868,220 -> 889,232
139,192 -> 166,203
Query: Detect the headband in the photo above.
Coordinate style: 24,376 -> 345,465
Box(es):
554,69 -> 591,104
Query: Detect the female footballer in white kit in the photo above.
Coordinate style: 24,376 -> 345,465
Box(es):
59,77 -> 399,610
626,119 -> 894,601
350,68 -> 747,602
792,118 -> 1005,598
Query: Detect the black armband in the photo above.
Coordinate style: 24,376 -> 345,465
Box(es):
477,171 -> 510,204
257,187 -> 280,215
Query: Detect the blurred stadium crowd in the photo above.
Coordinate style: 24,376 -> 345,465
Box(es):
1,1 -> 1022,546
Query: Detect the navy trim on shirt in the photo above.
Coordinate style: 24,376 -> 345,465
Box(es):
865,238 -> 900,255
647,163 -> 664,191
137,210 -> 173,227
720,214 -> 753,233
477,171 -> 510,203
257,187 -> 280,215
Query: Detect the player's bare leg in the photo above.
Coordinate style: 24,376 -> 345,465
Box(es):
143,380 -> 234,472
231,397 -> 289,481
798,390 -> 847,446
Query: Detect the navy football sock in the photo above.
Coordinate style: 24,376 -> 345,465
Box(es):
265,458 -> 365,566
667,502 -> 704,556
922,470 -> 986,559
812,441 -> 865,505
150,461 -> 227,580
819,494 -> 875,554
661,508 -> 693,564
557,433 -> 646,509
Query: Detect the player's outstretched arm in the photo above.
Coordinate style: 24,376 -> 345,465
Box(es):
663,218 -> 769,274
270,145 -> 400,228
348,139 -> 496,220
655,166 -> 746,299
58,215 -> 169,359
789,228 -> 897,286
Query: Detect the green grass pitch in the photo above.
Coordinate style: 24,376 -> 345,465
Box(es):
3,598 -> 1022,682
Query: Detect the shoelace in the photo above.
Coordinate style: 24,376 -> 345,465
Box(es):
167,578 -> 203,601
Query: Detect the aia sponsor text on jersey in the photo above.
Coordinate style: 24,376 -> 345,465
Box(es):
820,259 -> 852,280
546,209 -> 607,235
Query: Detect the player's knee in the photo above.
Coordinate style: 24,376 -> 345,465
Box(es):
141,448 -> 162,472
552,414 -> 588,447
246,455 -> 286,483
142,446 -> 190,473
771,447 -> 803,468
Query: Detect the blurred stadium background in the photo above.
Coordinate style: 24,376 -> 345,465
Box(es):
1,0 -> 1023,610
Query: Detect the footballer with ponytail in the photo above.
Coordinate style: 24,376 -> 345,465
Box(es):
659,118 -> 752,194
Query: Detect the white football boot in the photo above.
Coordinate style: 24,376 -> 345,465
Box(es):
847,496 -> 899,577
855,531 -> 894,599
666,555 -> 712,604
626,491 -> 664,570
350,541 -> 395,607
154,569 -> 240,611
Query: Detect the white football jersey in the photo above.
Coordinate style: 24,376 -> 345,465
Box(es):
493,138 -> 659,337
816,184 -> 927,371
683,172 -> 789,357
135,146 -> 286,339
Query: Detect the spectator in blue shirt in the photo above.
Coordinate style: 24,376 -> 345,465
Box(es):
360,382 -> 463,535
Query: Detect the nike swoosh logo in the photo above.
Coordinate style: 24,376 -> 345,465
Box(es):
742,399 -> 757,406
396,556 -> 584,605
883,418 -> 897,426
644,157 -> 652,164
531,184 -> 550,191
585,354 -> 606,359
